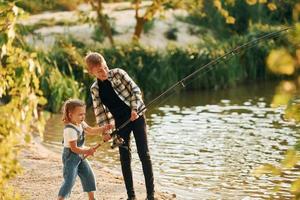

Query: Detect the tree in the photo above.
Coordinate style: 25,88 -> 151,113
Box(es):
132,0 -> 168,41
131,0 -> 285,41
0,2 -> 46,199
87,0 -> 115,45
253,3 -> 300,198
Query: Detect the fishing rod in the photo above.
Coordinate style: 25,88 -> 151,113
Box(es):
89,25 -> 294,154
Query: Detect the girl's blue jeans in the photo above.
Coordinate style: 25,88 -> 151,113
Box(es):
58,148 -> 96,198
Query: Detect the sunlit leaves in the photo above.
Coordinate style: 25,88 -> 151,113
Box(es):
291,179 -> 300,195
253,163 -> 281,177
12,5 -> 18,15
214,0 -> 222,10
271,81 -> 296,107
60,41 -> 85,67
0,2 -> 45,199
267,3 -> 277,11
7,24 -> 15,40
258,0 -> 267,3
259,19 -> 300,185
132,0 -> 176,40
220,9 -> 229,17
46,67 -> 82,112
267,48 -> 295,75
213,0 -> 236,24
285,101 -> 300,122
254,149 -> 300,197
281,149 -> 298,169
296,49 -> 300,66
1,44 -> 6,58
226,16 -> 235,24
293,3 -> 300,21
266,24 -> 300,121
225,0 -> 235,6
287,23 -> 300,46
246,0 -> 257,6
197,0 -> 279,29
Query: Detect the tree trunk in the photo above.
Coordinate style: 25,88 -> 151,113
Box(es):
89,0 -> 114,46
133,17 -> 146,41
97,13 -> 114,45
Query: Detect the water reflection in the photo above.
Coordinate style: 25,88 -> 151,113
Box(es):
42,81 -> 300,199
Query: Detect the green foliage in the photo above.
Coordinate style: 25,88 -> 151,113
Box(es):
143,19 -> 156,34
0,2 -> 46,199
38,37 -> 87,112
254,149 -> 300,198
101,44 -> 163,97
164,27 -> 178,40
16,0 -> 83,13
267,23 -> 300,116
81,29 -> 282,100
22,18 -> 82,35
259,4 -> 300,196
27,27 -> 288,108
285,98 -> 300,122
183,1 -> 297,40
40,65 -> 84,113
92,26 -> 106,42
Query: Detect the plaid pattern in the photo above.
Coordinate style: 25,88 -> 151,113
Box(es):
90,68 -> 145,126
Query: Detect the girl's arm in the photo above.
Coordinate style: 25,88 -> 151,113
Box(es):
84,126 -> 104,135
69,140 -> 95,156
84,124 -> 113,136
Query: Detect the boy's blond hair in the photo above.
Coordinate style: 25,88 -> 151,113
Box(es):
85,52 -> 107,70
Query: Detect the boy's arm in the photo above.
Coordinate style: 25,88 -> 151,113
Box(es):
117,69 -> 142,111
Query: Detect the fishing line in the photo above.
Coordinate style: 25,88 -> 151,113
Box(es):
136,28 -> 292,131
177,28 -> 292,91
89,26 -> 295,151
148,37 -> 272,109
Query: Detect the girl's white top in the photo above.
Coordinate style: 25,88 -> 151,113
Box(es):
63,121 -> 88,148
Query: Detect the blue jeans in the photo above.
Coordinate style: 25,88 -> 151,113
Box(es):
58,148 -> 96,198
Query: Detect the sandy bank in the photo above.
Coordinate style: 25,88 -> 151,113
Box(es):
10,138 -> 176,200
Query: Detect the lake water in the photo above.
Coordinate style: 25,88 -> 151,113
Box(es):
42,81 -> 300,199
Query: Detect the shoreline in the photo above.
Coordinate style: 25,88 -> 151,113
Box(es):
10,138 -> 176,200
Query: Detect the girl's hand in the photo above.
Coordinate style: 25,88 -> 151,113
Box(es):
102,133 -> 111,142
103,124 -> 113,132
85,147 -> 96,157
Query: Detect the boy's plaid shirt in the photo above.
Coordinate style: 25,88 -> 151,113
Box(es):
90,68 -> 145,126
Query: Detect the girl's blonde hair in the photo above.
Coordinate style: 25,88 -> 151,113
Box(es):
62,99 -> 85,124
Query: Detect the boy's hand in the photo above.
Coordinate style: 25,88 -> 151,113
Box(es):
130,110 -> 139,121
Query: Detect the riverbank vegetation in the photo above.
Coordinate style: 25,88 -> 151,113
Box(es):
1,0 -> 300,199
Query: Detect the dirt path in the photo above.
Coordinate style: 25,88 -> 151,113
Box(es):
10,140 -> 176,200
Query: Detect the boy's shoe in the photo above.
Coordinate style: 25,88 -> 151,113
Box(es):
127,197 -> 137,200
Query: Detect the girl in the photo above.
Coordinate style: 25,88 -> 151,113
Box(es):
58,99 -> 112,200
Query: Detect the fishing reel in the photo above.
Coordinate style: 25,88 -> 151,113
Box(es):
110,130 -> 125,149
